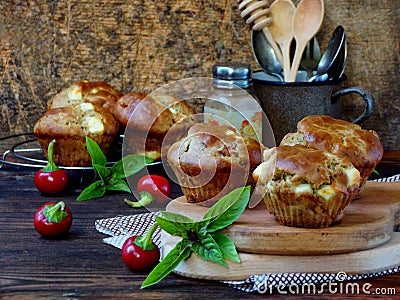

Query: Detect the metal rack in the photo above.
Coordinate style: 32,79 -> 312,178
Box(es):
0,133 -> 126,170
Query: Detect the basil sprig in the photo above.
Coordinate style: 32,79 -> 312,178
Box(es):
141,186 -> 250,288
77,137 -> 152,201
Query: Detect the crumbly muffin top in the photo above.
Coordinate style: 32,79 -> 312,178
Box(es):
281,115 -> 383,169
113,92 -> 195,133
253,145 -> 361,192
168,123 -> 262,177
112,92 -> 148,126
34,103 -> 120,137
47,80 -> 123,111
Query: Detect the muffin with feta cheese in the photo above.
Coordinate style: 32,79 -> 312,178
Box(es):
280,115 -> 383,194
167,123 -> 262,204
34,103 -> 120,166
116,92 -> 196,160
252,145 -> 361,228
47,80 -> 123,113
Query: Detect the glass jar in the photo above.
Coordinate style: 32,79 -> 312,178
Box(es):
204,63 -> 263,142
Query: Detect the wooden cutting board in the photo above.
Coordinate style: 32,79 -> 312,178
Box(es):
161,181 -> 400,280
161,232 -> 400,281
166,181 -> 400,255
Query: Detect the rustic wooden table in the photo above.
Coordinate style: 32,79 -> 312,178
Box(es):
1,152 -> 399,299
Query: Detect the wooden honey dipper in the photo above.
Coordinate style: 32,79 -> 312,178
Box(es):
238,0 -> 284,67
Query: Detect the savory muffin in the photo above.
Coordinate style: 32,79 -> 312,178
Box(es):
167,123 -> 262,204
253,145 -> 361,228
112,91 -> 148,126
116,92 -> 196,160
34,103 -> 120,166
47,80 -> 123,112
280,115 -> 383,192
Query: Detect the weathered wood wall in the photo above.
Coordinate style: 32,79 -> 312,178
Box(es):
1,0 -> 399,150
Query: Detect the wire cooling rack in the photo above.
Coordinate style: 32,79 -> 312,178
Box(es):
0,132 -> 148,170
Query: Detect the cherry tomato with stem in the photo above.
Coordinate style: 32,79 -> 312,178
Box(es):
137,174 -> 171,202
34,201 -> 73,237
122,224 -> 160,271
34,140 -> 68,194
125,174 -> 171,208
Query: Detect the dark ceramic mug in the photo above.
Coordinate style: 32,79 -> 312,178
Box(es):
252,71 -> 374,144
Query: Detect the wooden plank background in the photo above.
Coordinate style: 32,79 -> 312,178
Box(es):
0,0 -> 399,150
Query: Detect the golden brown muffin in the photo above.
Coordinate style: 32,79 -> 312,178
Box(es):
47,80 -> 123,112
112,92 -> 148,126
34,103 -> 120,166
252,145 -> 361,228
167,123 -> 263,204
280,115 -> 383,192
117,92 -> 196,160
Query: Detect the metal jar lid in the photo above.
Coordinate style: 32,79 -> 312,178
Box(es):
213,63 -> 252,88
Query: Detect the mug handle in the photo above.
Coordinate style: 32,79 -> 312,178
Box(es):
332,87 -> 374,124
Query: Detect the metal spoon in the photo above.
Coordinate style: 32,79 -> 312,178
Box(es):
308,25 -> 346,82
301,37 -> 321,78
251,29 -> 283,81
329,30 -> 347,80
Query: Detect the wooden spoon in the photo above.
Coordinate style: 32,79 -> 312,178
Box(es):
238,0 -> 284,67
269,0 -> 296,82
288,0 -> 324,82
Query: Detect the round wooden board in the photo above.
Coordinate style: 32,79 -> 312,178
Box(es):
161,232 -> 400,281
161,182 -> 400,281
166,181 -> 400,255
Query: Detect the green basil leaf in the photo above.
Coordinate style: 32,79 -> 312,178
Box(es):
155,215 -> 191,238
159,211 -> 211,238
86,137 -> 106,167
141,239 -> 191,289
203,186 -> 249,220
118,154 -> 153,179
110,160 -> 125,179
185,220 -> 210,240
212,231 -> 240,263
93,163 -> 111,181
139,186 -> 252,288
160,211 -> 195,223
205,186 -> 250,233
192,233 -> 227,267
77,180 -> 106,201
106,178 -> 131,193
155,215 -> 209,240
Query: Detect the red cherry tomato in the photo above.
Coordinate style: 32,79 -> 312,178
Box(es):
35,140 -> 68,194
34,201 -> 73,237
34,169 -> 68,194
137,175 -> 171,203
122,236 -> 160,271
